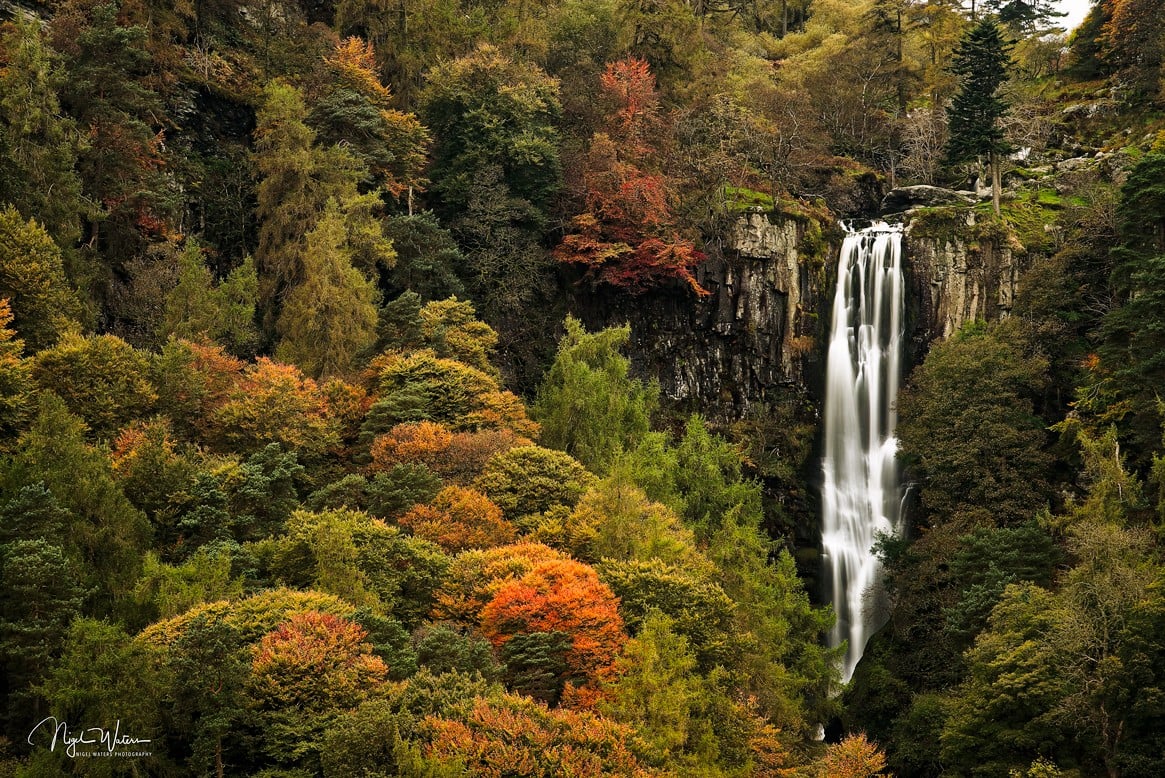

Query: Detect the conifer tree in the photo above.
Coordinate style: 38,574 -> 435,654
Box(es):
945,17 -> 1013,215
275,200 -> 379,378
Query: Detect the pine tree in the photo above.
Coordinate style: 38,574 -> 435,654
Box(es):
945,17 -> 1013,216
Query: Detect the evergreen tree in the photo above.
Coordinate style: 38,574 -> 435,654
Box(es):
533,317 -> 658,474
945,17 -> 1013,215
0,18 -> 87,254
275,200 -> 379,378
0,206 -> 82,352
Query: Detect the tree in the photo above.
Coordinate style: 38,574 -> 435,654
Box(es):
600,611 -> 714,767
555,59 -> 706,295
31,333 -> 157,439
896,322 -> 1052,529
473,446 -> 596,528
398,486 -> 517,553
1101,148 -> 1165,462
308,37 -> 430,198
0,539 -> 84,738
253,80 -> 392,330
5,393 -> 151,612
533,317 -> 657,474
431,542 -> 567,624
381,214 -> 466,301
816,733 -> 889,778
420,43 -> 561,223
0,205 -> 82,352
985,0 -> 1066,36
945,17 -> 1014,215
423,691 -> 651,775
275,200 -> 379,378
1100,0 -> 1165,99
0,300 -> 32,442
159,243 -> 259,357
420,44 -> 561,322
0,18 -> 87,255
480,558 -> 627,688
248,611 -> 389,768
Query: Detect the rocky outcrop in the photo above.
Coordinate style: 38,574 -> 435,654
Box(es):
903,209 -> 1022,349
880,185 -> 976,215
569,210 -> 833,420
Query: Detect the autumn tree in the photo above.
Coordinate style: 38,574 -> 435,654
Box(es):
555,58 -> 706,294
480,558 -> 627,688
308,37 -> 430,198
248,611 -> 389,769
0,300 -> 32,442
398,485 -> 517,553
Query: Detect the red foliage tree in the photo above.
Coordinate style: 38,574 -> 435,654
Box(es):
554,59 -> 706,296
480,559 -> 626,686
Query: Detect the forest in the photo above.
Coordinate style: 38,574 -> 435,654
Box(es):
0,0 -> 1163,775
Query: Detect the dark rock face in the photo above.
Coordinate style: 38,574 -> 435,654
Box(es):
903,210 -> 1022,360
569,211 -> 832,421
880,185 -> 976,215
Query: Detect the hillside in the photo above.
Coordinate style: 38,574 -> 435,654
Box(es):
1,0 -> 1165,776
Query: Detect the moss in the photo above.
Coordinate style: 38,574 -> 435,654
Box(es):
723,186 -> 775,212
905,206 -> 973,242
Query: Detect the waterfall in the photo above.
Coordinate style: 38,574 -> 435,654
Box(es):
821,221 -> 906,683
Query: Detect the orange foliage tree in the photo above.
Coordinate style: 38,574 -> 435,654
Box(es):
816,733 -> 888,777
555,59 -> 706,295
208,358 -> 341,458
398,485 -> 517,553
431,542 -> 568,624
249,611 -> 388,710
480,559 -> 627,687
369,420 -> 455,471
423,693 -> 654,777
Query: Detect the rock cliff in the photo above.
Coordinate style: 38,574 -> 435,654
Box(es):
569,209 -> 833,421
902,208 -> 1023,355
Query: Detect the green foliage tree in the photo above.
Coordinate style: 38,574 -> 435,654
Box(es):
275,200 -> 379,378
160,242 -> 259,357
31,333 -> 157,440
1101,148 -> 1165,461
4,393 -> 150,613
945,17 -> 1013,215
0,18 -> 87,255
473,446 -> 596,528
381,213 -> 466,301
0,539 -> 85,738
601,611 -> 706,767
421,43 -> 561,223
897,322 -> 1052,529
533,317 -> 657,474
0,205 -> 82,352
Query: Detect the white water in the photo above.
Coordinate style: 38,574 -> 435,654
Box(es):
821,221 -> 906,682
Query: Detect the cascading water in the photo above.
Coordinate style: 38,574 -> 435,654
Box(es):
821,221 -> 906,683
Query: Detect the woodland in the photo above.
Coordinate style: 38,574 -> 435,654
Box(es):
0,0 -> 1164,775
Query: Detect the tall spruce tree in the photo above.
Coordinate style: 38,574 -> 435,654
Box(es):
945,17 -> 1013,215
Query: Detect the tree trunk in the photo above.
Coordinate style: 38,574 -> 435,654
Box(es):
991,150 -> 1002,216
